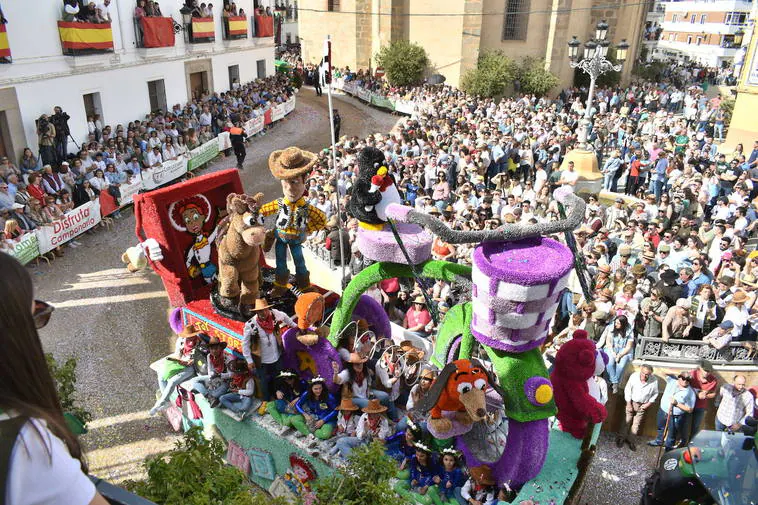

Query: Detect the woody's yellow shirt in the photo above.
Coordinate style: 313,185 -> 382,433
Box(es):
260,196 -> 326,240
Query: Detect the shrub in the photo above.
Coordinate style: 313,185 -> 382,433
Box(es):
460,50 -> 517,98
517,57 -> 560,96
45,354 -> 92,425
375,41 -> 429,87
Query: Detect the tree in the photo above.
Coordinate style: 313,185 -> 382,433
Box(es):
314,441 -> 410,505
517,57 -> 560,96
460,50 -> 517,98
375,41 -> 429,87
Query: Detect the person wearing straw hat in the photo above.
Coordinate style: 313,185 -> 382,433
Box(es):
242,298 -> 296,404
460,465 -> 497,505
218,359 -> 258,420
259,146 -> 327,295
266,369 -> 306,431
403,295 -> 433,339
293,376 -> 337,440
189,336 -> 230,408
394,441 -> 440,505
333,398 -> 392,459
150,323 -> 203,415
327,396 -> 360,456
332,352 -> 399,421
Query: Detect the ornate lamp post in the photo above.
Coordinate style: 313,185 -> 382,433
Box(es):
567,21 -> 629,151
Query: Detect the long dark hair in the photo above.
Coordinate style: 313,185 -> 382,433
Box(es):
0,253 -> 86,471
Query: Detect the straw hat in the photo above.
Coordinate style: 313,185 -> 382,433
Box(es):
412,296 -> 426,305
269,146 -> 317,180
740,274 -> 758,288
732,289 -> 749,304
598,264 -> 611,274
631,264 -> 647,276
178,323 -> 203,339
469,465 -> 496,485
336,397 -> 359,411
251,298 -> 273,312
419,368 -> 437,381
361,398 -> 388,414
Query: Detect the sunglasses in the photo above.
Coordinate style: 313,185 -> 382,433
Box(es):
677,375 -> 690,382
33,300 -> 54,329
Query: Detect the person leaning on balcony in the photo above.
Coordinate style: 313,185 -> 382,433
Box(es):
0,253 -> 111,505
62,0 -> 80,22
662,298 -> 692,343
134,0 -> 146,19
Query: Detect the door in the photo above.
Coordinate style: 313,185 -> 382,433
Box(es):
190,71 -> 208,99
228,65 -> 240,90
147,79 -> 167,113
256,60 -> 266,79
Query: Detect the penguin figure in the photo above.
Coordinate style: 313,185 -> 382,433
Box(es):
347,147 -> 403,230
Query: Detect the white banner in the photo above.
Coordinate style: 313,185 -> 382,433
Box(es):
394,100 -> 415,115
217,131 -> 232,151
119,178 -> 143,206
283,97 -> 296,114
244,116 -> 264,137
271,103 -> 286,122
357,88 -> 371,102
142,158 -> 188,191
38,200 -> 102,254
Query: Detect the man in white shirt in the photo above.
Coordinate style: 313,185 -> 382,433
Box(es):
146,146 -> 163,167
617,364 -> 659,450
97,0 -> 112,23
557,161 -> 578,187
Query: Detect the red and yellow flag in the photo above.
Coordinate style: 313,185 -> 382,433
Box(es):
58,21 -> 113,51
192,17 -> 215,39
0,23 -> 11,58
227,16 -> 247,37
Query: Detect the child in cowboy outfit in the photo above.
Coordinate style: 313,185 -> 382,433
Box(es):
461,465 -> 498,505
190,336 -> 231,407
218,359 -> 258,419
149,324 -> 202,416
327,396 -> 361,456
332,398 -> 392,459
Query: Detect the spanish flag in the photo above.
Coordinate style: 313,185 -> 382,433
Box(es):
192,17 -> 215,39
0,23 -> 10,59
227,16 -> 247,37
58,21 -> 113,52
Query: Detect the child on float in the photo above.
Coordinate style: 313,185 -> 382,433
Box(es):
327,396 -> 361,456
332,353 -> 399,421
460,465 -> 497,505
189,336 -> 231,408
149,324 -> 202,416
398,368 -> 437,431
333,397 -> 392,459
266,369 -> 306,428
386,417 -> 424,470
393,442 -> 440,505
293,376 -> 337,439
430,448 -> 467,505
218,358 -> 258,420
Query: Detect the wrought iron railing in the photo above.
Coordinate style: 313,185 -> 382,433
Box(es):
635,336 -> 756,366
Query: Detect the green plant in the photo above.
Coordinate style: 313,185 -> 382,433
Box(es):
517,57 -> 560,96
375,40 -> 429,87
45,354 -> 92,425
125,428 -> 286,505
314,441 -> 409,505
633,61 -> 667,82
460,50 -> 517,98
720,97 -> 735,127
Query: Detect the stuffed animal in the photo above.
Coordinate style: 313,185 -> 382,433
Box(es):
549,330 -> 607,439
416,359 -> 505,434
121,239 -> 163,272
347,147 -> 402,230
217,192 -> 266,316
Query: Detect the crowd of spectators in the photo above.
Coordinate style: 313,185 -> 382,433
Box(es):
62,0 -> 113,23
295,62 -> 757,445
0,72 -> 294,257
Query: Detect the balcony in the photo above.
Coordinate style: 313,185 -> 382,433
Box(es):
223,16 -> 248,40
254,14 -> 274,38
58,20 -> 114,56
134,17 -> 177,48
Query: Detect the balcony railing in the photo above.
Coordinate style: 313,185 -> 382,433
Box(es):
223,16 -> 248,40
635,336 -> 756,366
58,20 -> 114,56
188,16 -> 214,43
134,17 -> 177,48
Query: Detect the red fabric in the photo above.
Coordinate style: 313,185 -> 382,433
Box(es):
254,15 -> 274,37
231,372 -> 250,390
257,312 -> 275,334
99,189 -> 119,217
264,109 -> 272,124
175,387 -> 203,419
28,184 -> 46,206
209,352 -> 225,374
140,17 -> 176,48
549,331 -> 607,439
379,277 -> 400,294
691,369 -> 718,410
182,300 -> 246,353
630,159 -> 641,177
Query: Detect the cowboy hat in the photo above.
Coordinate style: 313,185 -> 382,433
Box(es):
178,323 -> 203,339
732,289 -> 749,304
336,396 -> 359,411
207,336 -> 227,349
631,264 -> 647,276
251,298 -> 273,312
361,398 -> 388,414
412,296 -> 426,305
643,251 -> 656,261
740,273 -> 758,288
470,465 -> 496,485
660,269 -> 677,282
419,368 -> 437,381
598,264 -> 611,274
346,352 -> 369,364
269,146 -> 317,180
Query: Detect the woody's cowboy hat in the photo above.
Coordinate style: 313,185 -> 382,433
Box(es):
470,465 -> 496,485
269,146 -> 317,180
399,340 -> 426,361
336,397 -> 360,411
251,298 -> 273,312
178,323 -> 203,338
361,398 -> 388,414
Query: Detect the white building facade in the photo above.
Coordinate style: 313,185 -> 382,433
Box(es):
0,0 -> 278,162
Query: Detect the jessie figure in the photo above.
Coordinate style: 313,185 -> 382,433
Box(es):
168,193 -> 222,284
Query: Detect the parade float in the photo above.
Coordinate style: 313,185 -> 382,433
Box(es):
133,146 -> 605,504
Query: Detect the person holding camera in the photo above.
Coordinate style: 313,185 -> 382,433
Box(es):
37,115 -> 57,167
51,106 -> 71,164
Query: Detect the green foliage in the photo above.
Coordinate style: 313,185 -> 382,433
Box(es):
633,61 -> 667,82
573,47 -> 621,88
375,40 -> 429,87
517,57 -> 560,96
313,441 -> 409,505
124,428 -> 287,505
45,354 -> 92,425
720,97 -> 735,127
460,50 -> 517,98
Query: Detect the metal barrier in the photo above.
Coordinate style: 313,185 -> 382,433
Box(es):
89,476 -> 156,505
635,336 -> 756,365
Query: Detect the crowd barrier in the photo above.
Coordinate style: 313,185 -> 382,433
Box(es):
332,78 -> 418,116
7,96 -> 297,266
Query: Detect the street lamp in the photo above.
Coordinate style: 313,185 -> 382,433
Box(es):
566,20 -> 628,151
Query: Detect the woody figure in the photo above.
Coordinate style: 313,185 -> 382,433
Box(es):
260,147 -> 326,296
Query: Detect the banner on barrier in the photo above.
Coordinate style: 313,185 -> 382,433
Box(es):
244,116 -> 265,137
371,93 -> 394,110
271,104 -> 285,122
38,201 -> 101,254
187,140 -> 219,171
142,158 -> 188,190
120,178 -> 143,206
283,97 -> 296,114
9,232 -> 40,265
393,100 -> 415,115
217,131 -> 232,151
357,88 -> 371,102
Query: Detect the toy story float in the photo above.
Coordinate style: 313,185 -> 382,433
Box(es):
134,146 -> 607,504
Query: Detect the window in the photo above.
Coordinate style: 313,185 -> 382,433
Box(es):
147,79 -> 167,113
722,34 -> 736,48
668,33 -> 675,42
686,35 -> 692,44
672,14 -> 680,23
286,32 -> 292,44
700,14 -> 706,24
502,0 -> 530,40
228,65 -> 240,90
327,0 -> 340,12
82,92 -> 103,124
690,14 -> 696,23
724,12 -> 747,25
696,36 -> 702,45
256,59 -> 266,79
